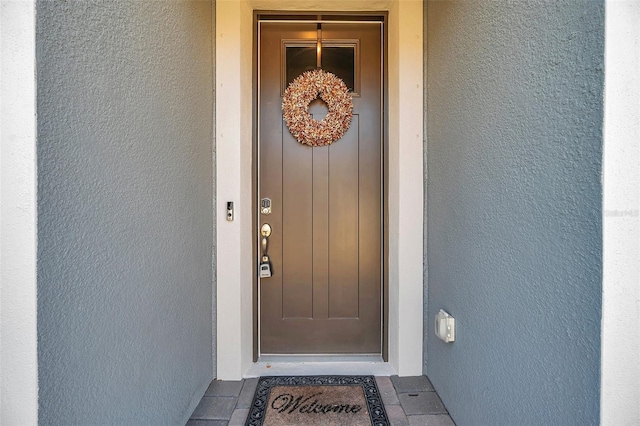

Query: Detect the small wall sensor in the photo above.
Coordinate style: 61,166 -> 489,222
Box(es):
435,309 -> 455,343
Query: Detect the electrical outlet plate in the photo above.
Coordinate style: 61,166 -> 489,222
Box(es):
435,309 -> 455,343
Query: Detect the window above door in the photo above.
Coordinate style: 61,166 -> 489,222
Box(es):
281,40 -> 360,95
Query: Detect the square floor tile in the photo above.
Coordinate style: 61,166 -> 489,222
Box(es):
385,404 -> 409,426
399,392 -> 447,415
376,376 -> 401,405
228,408 -> 249,426
205,380 -> 244,397
190,396 -> 236,420
237,378 -> 259,408
408,414 -> 456,426
186,420 -> 228,426
391,375 -> 435,393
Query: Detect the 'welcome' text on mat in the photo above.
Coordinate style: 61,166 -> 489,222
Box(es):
245,376 -> 390,426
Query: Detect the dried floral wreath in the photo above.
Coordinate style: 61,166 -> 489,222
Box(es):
282,69 -> 354,147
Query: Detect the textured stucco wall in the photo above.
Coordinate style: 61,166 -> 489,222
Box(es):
425,1 -> 603,425
36,1 -> 214,424
211,0 -> 217,387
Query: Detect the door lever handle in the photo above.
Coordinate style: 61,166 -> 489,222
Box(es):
261,236 -> 268,255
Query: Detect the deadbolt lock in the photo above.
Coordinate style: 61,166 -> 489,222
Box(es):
261,198 -> 272,215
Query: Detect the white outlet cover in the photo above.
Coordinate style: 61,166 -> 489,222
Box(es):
435,309 -> 455,343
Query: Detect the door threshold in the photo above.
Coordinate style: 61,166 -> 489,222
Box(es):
259,355 -> 384,363
246,355 -> 395,377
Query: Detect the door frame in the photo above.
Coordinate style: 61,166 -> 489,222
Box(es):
254,14 -> 387,358
216,0 -> 423,380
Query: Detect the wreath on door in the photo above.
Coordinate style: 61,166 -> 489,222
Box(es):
282,69 -> 353,147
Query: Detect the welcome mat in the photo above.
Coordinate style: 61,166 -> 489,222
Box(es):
245,376 -> 390,426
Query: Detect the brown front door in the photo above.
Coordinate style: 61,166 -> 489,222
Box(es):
258,21 -> 383,354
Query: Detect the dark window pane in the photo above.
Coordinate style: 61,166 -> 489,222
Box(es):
286,46 -> 316,87
285,44 -> 357,94
322,46 -> 355,92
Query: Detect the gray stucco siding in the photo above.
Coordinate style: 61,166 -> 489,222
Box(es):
425,0 -> 603,424
36,1 -> 215,424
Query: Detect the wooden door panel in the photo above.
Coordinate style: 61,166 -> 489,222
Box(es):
328,115 -> 360,319
311,141 -> 330,320
259,22 -> 382,354
282,123 -> 313,319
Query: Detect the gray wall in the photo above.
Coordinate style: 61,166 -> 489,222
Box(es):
425,1 -> 603,425
36,1 -> 215,424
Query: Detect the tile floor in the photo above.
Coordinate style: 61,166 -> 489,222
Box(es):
187,375 -> 455,426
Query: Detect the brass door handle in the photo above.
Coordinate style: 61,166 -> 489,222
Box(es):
260,224 -> 272,257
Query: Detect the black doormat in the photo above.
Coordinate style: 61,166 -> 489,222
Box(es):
245,376 -> 390,426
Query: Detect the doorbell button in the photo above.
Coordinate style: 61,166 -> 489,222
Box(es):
226,201 -> 234,221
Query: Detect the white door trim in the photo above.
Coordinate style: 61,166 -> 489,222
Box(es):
0,1 -> 38,423
215,0 -> 424,380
